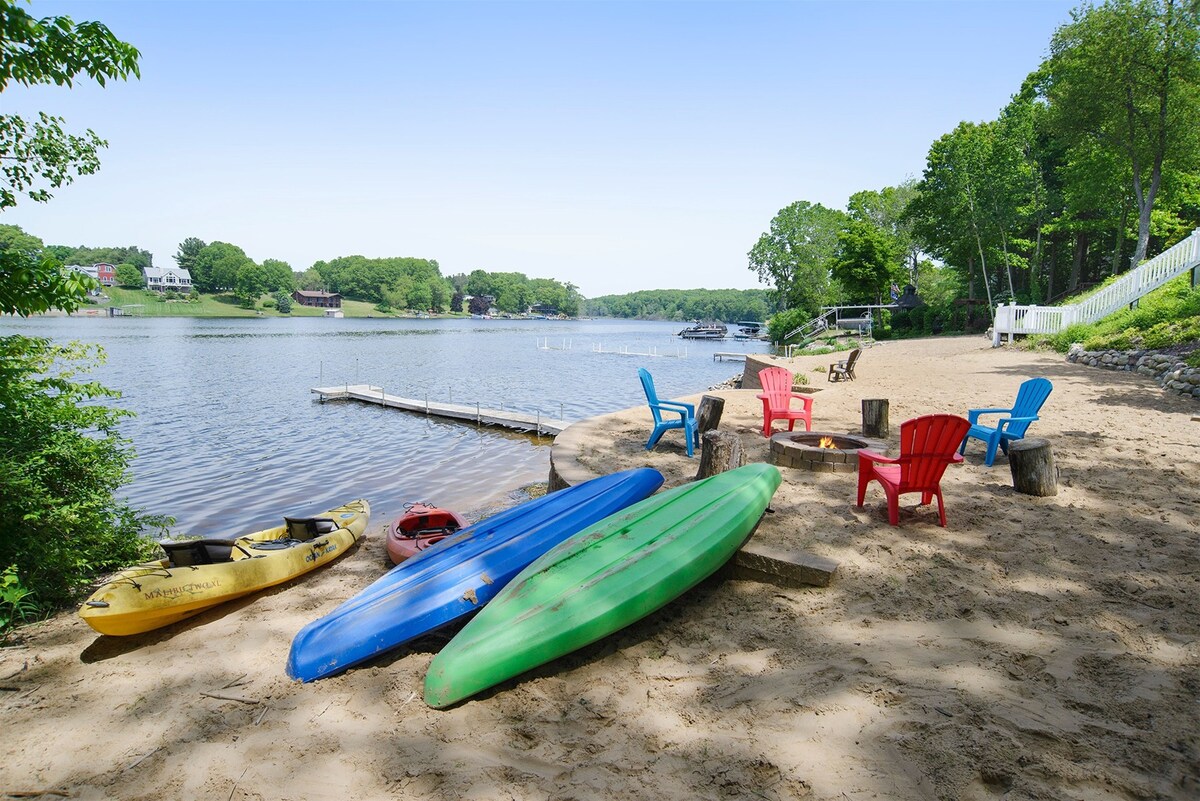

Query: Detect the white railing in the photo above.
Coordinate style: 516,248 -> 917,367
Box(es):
992,227 -> 1200,345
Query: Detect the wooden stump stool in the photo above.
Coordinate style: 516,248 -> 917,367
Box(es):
862,399 -> 889,439
1008,437 -> 1058,497
696,430 -> 744,480
697,395 -> 725,435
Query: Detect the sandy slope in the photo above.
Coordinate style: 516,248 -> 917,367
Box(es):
2,335 -> 1197,801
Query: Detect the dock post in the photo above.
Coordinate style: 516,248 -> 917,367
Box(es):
537,410 -> 541,435
425,392 -> 429,414
560,402 -> 564,420
476,401 -> 480,424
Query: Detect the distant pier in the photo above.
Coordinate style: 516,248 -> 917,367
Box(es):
311,385 -> 567,436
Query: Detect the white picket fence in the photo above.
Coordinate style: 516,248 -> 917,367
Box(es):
992,227 -> 1200,346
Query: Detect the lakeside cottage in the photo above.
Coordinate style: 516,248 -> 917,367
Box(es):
142,265 -> 193,293
292,290 -> 342,309
67,263 -> 116,286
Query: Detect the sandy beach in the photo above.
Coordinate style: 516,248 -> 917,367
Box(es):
2,334 -> 1197,801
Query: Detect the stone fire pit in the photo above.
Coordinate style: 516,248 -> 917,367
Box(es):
769,431 -> 888,473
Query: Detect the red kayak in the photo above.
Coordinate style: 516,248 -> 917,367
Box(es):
385,502 -> 468,564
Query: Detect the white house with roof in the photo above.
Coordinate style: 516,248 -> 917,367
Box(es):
143,265 -> 193,293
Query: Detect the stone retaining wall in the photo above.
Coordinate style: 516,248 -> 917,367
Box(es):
1067,344 -> 1200,400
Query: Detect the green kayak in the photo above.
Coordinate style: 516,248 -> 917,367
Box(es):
424,462 -> 782,707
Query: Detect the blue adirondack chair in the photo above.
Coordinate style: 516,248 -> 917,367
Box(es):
959,377 -> 1053,466
637,368 -> 698,458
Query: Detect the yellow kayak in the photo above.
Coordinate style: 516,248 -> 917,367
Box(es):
79,499 -> 369,636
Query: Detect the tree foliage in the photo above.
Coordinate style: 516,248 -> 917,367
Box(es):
114,262 -> 142,287
191,241 -> 252,293
174,237 -> 205,276
585,288 -> 774,322
0,0 -> 140,211
0,336 -> 162,616
1039,0 -> 1200,267
756,1 -> 1200,329
0,4 -> 159,627
313,255 -> 449,310
832,219 -> 902,303
0,0 -> 140,317
748,201 -> 847,317
0,223 -> 94,316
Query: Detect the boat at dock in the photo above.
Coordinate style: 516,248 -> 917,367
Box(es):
677,322 -> 728,340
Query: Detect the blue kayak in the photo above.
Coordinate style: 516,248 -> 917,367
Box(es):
286,467 -> 664,681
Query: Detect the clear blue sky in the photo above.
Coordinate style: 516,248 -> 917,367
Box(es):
4,0 -> 1077,297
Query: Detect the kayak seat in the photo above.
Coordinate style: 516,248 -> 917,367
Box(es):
160,538 -> 240,567
284,517 -> 339,542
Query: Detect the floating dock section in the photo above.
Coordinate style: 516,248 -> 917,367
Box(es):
311,385 -> 567,436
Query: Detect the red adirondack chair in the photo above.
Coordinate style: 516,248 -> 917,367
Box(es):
856,414 -> 971,527
756,367 -> 814,438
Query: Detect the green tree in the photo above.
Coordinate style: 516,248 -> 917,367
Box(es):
233,262 -> 267,307
0,4 -> 160,627
260,258 -> 294,293
0,336 -> 162,616
908,122 -> 999,306
1040,0 -> 1200,267
296,267 -> 325,291
174,236 -> 205,278
833,219 -> 902,303
273,290 -> 292,314
847,183 -> 920,284
114,262 -> 142,287
0,0 -> 139,211
748,201 -> 847,317
192,241 -> 252,293
0,222 -> 93,316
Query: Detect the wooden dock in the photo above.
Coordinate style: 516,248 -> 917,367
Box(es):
311,385 -> 568,436
713,352 -> 749,361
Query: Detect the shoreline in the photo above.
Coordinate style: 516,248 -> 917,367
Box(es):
3,335 -> 1198,800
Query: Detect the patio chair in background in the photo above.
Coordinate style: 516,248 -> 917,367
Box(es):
757,366 -> 814,438
959,377 -> 1053,466
637,368 -> 698,458
828,348 -> 861,382
857,413 -> 971,527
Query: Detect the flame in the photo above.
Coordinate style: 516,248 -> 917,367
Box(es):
818,436 -> 836,449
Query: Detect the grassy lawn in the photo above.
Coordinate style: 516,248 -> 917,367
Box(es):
87,288 -> 464,319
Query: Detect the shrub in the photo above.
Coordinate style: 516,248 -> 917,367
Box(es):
767,308 -> 810,344
261,298 -> 276,309
1186,351 -> 1200,368
0,566 -> 36,632
792,372 -> 809,387
0,336 -> 165,623
273,291 -> 292,314
1049,323 -> 1096,353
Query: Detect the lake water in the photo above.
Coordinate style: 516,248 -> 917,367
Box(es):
1,316 -> 770,537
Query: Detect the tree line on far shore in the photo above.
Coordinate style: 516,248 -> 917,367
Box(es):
0,223 -> 583,317
585,288 -> 775,323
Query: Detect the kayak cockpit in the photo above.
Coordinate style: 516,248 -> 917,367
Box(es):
159,517 -> 340,567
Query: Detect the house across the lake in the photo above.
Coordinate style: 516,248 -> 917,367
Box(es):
67,263 -> 117,286
293,290 -> 342,308
143,266 -> 193,293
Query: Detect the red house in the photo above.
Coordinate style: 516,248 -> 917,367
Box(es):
94,263 -> 116,286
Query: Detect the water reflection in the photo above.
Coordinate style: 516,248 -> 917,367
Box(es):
1,316 -> 769,537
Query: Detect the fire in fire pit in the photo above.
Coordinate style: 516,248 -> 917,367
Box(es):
769,431 -> 888,473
